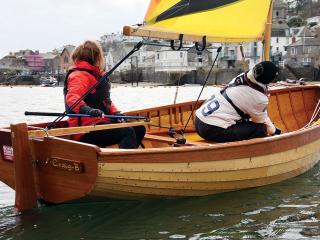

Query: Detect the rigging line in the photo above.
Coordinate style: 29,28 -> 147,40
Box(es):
303,99 -> 320,128
173,69 -> 183,104
182,46 -> 223,133
46,41 -> 144,130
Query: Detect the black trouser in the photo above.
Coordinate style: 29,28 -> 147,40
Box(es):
195,116 -> 267,143
79,124 -> 146,149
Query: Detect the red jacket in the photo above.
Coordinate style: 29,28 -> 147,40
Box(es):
65,61 -> 118,131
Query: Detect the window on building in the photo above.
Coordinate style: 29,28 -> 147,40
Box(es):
180,52 -> 183,58
276,47 -> 279,52
307,47 -> 312,54
276,11 -> 279,17
157,54 -> 160,60
303,57 -> 312,63
291,47 -> 297,55
64,56 -> 68,63
276,37 -> 279,43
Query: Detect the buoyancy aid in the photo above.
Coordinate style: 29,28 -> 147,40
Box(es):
64,68 -> 112,115
220,72 -> 268,121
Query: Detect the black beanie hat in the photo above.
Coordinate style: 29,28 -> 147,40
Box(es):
253,61 -> 277,84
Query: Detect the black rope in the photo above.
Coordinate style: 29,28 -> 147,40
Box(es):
47,41 -> 144,129
182,46 -> 223,133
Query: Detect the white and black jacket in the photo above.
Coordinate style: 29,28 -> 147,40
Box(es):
195,70 -> 276,135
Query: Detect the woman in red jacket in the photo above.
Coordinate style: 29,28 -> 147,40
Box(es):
64,40 -> 145,148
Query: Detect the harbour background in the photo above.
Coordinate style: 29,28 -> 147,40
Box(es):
0,85 -> 319,239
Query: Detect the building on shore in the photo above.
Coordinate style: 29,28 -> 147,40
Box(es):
59,45 -> 75,73
25,51 -> 45,72
286,37 -> 320,67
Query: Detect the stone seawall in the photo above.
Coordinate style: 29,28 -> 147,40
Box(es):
2,66 -> 319,86
115,68 -> 242,85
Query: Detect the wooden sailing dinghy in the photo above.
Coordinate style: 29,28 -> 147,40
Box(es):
0,85 -> 319,210
0,0 -> 319,212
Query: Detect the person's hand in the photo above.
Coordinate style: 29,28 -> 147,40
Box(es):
114,111 -> 126,123
79,106 -> 104,117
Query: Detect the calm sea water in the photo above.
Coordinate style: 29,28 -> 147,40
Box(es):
0,86 -> 319,240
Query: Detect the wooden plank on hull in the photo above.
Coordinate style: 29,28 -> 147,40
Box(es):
92,164 -> 313,197
97,152 -> 319,183
267,95 -> 287,132
277,93 -> 299,131
91,160 -> 318,198
0,129 -> 15,189
289,91 -> 309,128
98,138 -> 320,173
303,89 -> 319,119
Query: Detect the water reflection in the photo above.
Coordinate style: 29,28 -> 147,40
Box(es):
0,163 -> 319,239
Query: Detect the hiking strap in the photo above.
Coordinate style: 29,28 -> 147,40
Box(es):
220,89 -> 250,122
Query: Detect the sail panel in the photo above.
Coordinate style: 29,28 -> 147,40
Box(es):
136,0 -> 272,43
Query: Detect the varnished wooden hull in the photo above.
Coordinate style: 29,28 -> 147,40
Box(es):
92,85 -> 320,199
0,85 -> 319,205
92,126 -> 320,199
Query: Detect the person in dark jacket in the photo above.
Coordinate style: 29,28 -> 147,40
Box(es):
64,40 -> 145,148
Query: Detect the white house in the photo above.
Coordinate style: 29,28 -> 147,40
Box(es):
270,22 -> 291,56
155,48 -> 196,72
136,49 -> 155,68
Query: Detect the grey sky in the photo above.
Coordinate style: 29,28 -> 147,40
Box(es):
0,0 -> 149,58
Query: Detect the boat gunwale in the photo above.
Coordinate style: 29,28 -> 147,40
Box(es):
98,123 -> 320,163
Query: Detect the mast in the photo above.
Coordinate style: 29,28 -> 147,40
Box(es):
263,0 -> 274,61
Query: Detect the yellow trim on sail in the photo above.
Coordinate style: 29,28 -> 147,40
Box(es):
139,0 -> 272,43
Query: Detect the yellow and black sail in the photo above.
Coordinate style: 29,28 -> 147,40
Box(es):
123,0 -> 273,43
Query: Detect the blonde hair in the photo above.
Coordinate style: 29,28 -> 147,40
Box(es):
71,40 -> 105,70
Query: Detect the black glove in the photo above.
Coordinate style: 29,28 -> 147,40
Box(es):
79,106 -> 104,117
113,111 -> 126,123
274,128 -> 282,135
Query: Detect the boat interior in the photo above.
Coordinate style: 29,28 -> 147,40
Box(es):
127,85 -> 320,148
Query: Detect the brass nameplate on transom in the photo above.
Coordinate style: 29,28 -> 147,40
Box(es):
49,158 -> 84,173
